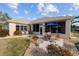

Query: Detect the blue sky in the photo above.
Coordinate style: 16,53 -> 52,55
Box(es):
0,3 -> 79,20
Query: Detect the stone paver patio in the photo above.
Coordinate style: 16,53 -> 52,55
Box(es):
24,34 -> 79,56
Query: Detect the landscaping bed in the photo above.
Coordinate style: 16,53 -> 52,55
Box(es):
0,37 -> 30,56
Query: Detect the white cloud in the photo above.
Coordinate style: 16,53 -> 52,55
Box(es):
58,15 -> 61,16
31,5 -> 34,8
14,10 -> 18,14
69,8 -> 73,11
27,17 -> 31,20
32,17 -> 37,20
63,14 -> 66,16
41,12 -> 47,16
68,14 -> 73,16
7,3 -> 19,14
73,3 -> 79,10
38,3 -> 45,12
24,10 -> 28,15
27,17 -> 37,20
46,4 -> 59,13
7,3 -> 19,10
37,3 -> 59,16
62,14 -> 73,16
70,3 -> 79,11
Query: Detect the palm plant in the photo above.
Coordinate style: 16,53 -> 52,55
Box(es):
0,12 -> 11,21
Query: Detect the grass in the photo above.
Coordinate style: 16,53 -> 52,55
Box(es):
0,37 -> 30,56
72,32 -> 79,37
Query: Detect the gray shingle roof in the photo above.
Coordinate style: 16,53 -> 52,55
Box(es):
7,19 -> 31,24
7,16 -> 75,24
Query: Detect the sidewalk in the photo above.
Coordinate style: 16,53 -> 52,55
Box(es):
0,35 -> 29,39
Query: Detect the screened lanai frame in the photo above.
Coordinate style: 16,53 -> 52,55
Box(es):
45,21 -> 65,34
32,21 -> 65,34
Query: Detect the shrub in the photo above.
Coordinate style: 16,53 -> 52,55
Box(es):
28,30 -> 33,34
47,44 -> 72,56
14,30 -> 22,35
0,29 -> 9,37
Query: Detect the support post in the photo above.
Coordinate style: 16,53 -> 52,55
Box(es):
65,20 -> 71,39
42,23 -> 45,35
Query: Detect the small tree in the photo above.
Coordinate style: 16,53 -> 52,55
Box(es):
0,12 -> 11,21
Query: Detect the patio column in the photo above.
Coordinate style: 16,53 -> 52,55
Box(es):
42,23 -> 45,35
31,24 -> 33,31
27,25 -> 30,31
65,20 -> 71,39
9,23 -> 16,36
18,24 -> 21,31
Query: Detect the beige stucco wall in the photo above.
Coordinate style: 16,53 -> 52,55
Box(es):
9,23 -> 16,36
9,23 -> 30,36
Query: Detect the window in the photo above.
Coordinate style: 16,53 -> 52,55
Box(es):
33,24 -> 39,32
16,25 -> 19,30
24,26 -> 27,31
16,25 -> 27,31
21,26 -> 23,31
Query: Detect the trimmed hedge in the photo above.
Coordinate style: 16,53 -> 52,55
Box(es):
14,30 -> 22,35
0,29 -> 9,37
28,30 -> 33,34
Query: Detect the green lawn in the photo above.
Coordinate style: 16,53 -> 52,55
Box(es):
0,37 -> 30,56
72,32 -> 79,37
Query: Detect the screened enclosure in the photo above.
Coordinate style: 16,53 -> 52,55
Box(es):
45,21 -> 65,34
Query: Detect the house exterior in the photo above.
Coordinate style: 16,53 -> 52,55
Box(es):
0,16 -> 76,39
